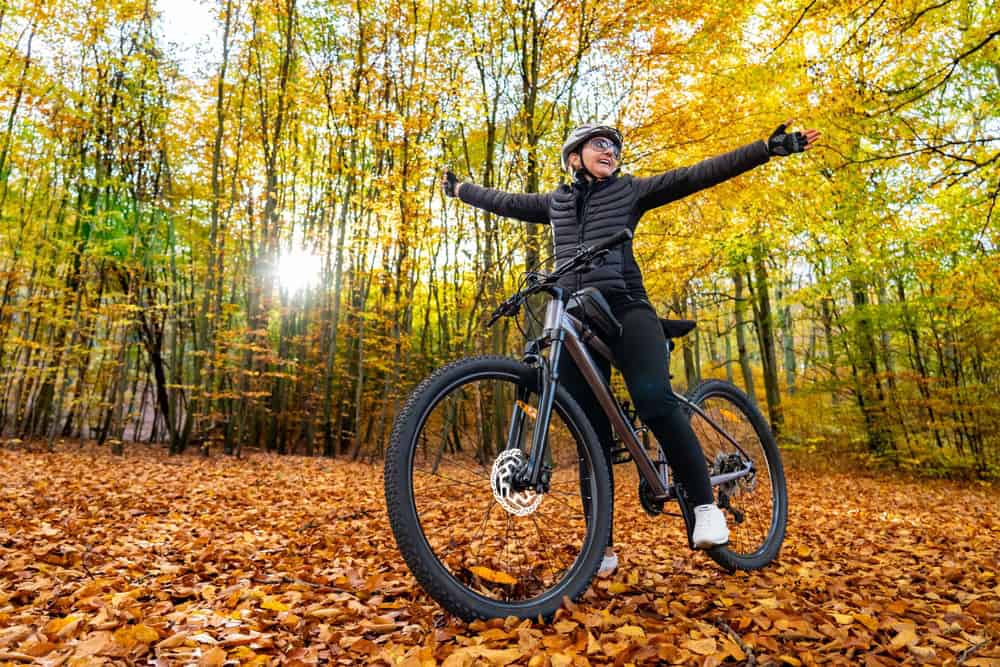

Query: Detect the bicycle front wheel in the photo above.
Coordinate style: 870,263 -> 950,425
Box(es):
686,379 -> 788,571
384,356 -> 612,621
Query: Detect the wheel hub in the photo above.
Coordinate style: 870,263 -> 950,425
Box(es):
491,449 -> 543,516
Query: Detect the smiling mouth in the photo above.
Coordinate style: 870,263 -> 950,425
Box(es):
598,158 -> 613,167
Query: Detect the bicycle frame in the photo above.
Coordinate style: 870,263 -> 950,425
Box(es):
507,288 -> 755,504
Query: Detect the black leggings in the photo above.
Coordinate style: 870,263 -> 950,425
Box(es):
567,304 -> 713,545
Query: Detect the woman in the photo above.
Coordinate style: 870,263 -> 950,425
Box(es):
442,121 -> 820,575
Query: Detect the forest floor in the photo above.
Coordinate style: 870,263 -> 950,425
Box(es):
0,443 -> 998,666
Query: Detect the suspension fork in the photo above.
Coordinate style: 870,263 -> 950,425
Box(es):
503,383 -> 530,456
500,297 -> 567,492
522,333 -> 562,491
503,344 -> 539,459
500,342 -> 560,493
500,353 -> 556,494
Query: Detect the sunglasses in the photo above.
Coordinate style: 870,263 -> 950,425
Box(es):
585,136 -> 621,158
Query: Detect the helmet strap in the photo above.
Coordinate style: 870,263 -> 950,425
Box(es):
571,151 -> 593,182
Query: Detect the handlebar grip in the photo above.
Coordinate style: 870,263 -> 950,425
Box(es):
590,228 -> 633,254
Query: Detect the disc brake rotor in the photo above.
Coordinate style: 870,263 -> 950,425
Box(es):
714,452 -> 755,498
491,449 -> 543,516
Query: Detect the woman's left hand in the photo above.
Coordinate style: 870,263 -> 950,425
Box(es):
767,120 -> 821,156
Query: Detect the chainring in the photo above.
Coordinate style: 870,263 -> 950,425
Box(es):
638,478 -> 664,517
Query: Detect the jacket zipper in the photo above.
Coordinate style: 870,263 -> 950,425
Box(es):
577,185 -> 594,292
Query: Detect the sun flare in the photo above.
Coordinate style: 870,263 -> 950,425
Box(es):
276,248 -> 322,294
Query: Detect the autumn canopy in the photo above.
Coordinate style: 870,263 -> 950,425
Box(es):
0,0 -> 996,470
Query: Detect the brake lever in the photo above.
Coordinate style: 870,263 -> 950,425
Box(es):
486,301 -> 508,327
486,297 -> 521,328
570,248 -> 610,275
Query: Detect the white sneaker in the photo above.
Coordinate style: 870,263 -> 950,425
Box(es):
597,551 -> 618,577
692,504 -> 729,549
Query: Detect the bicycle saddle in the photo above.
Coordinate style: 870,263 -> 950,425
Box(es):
660,318 -> 696,339
567,287 -> 623,341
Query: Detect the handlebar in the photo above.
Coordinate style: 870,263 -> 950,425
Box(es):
486,229 -> 634,327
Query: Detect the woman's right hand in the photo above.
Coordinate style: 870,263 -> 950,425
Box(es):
442,170 -> 461,198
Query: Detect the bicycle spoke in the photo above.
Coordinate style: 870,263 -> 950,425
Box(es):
541,490 -> 584,513
529,513 -> 563,587
412,468 -> 489,492
503,515 -> 514,600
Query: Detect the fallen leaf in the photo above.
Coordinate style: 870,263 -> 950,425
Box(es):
468,566 -> 517,585
198,646 -> 227,667
908,645 -> 935,660
43,615 -> 81,639
683,638 -> 716,655
0,626 -> 32,648
261,596 -> 289,612
155,631 -> 188,649
854,613 -> 879,632
616,625 -> 646,641
73,632 -> 112,658
890,627 -> 917,651
549,654 -> 572,667
553,620 -> 576,634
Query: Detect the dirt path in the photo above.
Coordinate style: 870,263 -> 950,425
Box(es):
1,446 -> 997,665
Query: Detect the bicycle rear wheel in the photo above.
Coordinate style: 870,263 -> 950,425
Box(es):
685,379 -> 787,570
384,356 -> 612,621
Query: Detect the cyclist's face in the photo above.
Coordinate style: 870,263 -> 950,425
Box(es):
580,136 -> 619,178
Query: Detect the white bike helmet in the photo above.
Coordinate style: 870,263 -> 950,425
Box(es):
561,124 -> 624,171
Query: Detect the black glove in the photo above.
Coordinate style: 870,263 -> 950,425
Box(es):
767,124 -> 808,156
442,170 -> 460,198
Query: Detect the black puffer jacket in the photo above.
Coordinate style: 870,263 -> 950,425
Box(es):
458,140 -> 770,311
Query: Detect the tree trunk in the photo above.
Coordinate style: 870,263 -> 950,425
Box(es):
777,279 -> 796,396
849,277 -> 893,454
749,245 -> 782,433
674,294 -> 698,390
732,270 -> 757,404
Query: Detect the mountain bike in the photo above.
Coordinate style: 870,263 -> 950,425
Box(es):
384,229 -> 787,621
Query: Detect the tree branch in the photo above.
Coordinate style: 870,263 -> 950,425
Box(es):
901,0 -> 955,33
876,29 -> 1000,113
768,0 -> 817,56
975,178 -> 999,254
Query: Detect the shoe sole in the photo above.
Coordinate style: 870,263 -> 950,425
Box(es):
694,538 -> 730,550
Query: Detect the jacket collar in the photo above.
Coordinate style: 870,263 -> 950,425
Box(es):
572,170 -> 618,192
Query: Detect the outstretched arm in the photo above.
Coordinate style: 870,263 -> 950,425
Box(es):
633,121 -> 820,213
633,141 -> 771,213
442,170 -> 550,224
